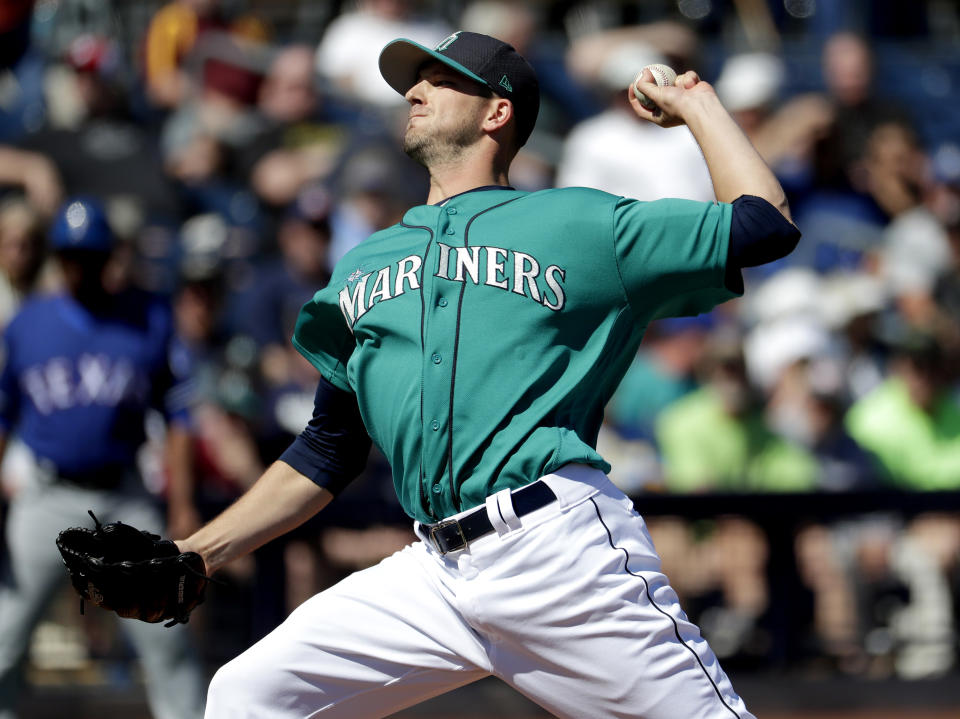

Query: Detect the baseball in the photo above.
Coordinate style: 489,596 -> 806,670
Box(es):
633,63 -> 677,111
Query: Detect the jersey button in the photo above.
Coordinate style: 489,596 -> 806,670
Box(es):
431,420 -> 440,431
445,228 -> 456,235
438,298 -> 448,307
446,207 -> 457,215
432,484 -> 443,494
432,353 -> 442,364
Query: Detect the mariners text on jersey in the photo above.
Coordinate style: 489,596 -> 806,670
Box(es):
293,186 -> 736,523
338,245 -> 567,328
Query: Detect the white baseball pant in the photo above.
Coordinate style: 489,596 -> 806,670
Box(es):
204,464 -> 755,719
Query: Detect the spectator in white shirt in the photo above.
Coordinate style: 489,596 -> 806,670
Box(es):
555,42 -> 715,201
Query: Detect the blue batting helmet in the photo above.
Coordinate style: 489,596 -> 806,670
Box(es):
49,197 -> 114,252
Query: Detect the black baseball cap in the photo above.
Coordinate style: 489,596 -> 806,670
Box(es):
379,31 -> 540,147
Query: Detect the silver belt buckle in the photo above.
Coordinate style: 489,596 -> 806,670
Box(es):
429,519 -> 467,554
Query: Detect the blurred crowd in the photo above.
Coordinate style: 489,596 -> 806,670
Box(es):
2,0 -> 960,688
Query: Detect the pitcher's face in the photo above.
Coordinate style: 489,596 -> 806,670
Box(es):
401,62 -> 491,167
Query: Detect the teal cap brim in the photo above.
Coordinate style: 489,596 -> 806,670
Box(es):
379,38 -> 489,96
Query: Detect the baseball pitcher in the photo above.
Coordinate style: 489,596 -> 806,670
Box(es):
66,32 -> 802,719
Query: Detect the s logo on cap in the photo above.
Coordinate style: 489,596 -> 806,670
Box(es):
435,32 -> 460,52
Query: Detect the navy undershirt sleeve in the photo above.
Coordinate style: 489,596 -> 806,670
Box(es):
725,194 -> 801,291
278,376 -> 371,495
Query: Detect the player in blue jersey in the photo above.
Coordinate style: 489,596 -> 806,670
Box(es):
0,198 -> 205,719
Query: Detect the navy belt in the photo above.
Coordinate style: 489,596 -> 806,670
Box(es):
426,481 -> 557,554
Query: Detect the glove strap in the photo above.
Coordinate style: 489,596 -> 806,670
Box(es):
87,509 -> 104,531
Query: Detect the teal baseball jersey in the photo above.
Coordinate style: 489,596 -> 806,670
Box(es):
293,186 -> 736,523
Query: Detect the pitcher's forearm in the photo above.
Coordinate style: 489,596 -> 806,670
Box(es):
177,460 -> 333,573
682,94 -> 792,221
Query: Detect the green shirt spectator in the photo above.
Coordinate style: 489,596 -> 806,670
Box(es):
607,316 -> 712,441
845,376 -> 960,490
656,385 -> 819,493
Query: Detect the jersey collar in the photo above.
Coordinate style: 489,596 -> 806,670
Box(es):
433,185 -> 516,206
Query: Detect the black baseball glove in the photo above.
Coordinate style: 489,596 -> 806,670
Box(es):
56,511 -> 210,627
